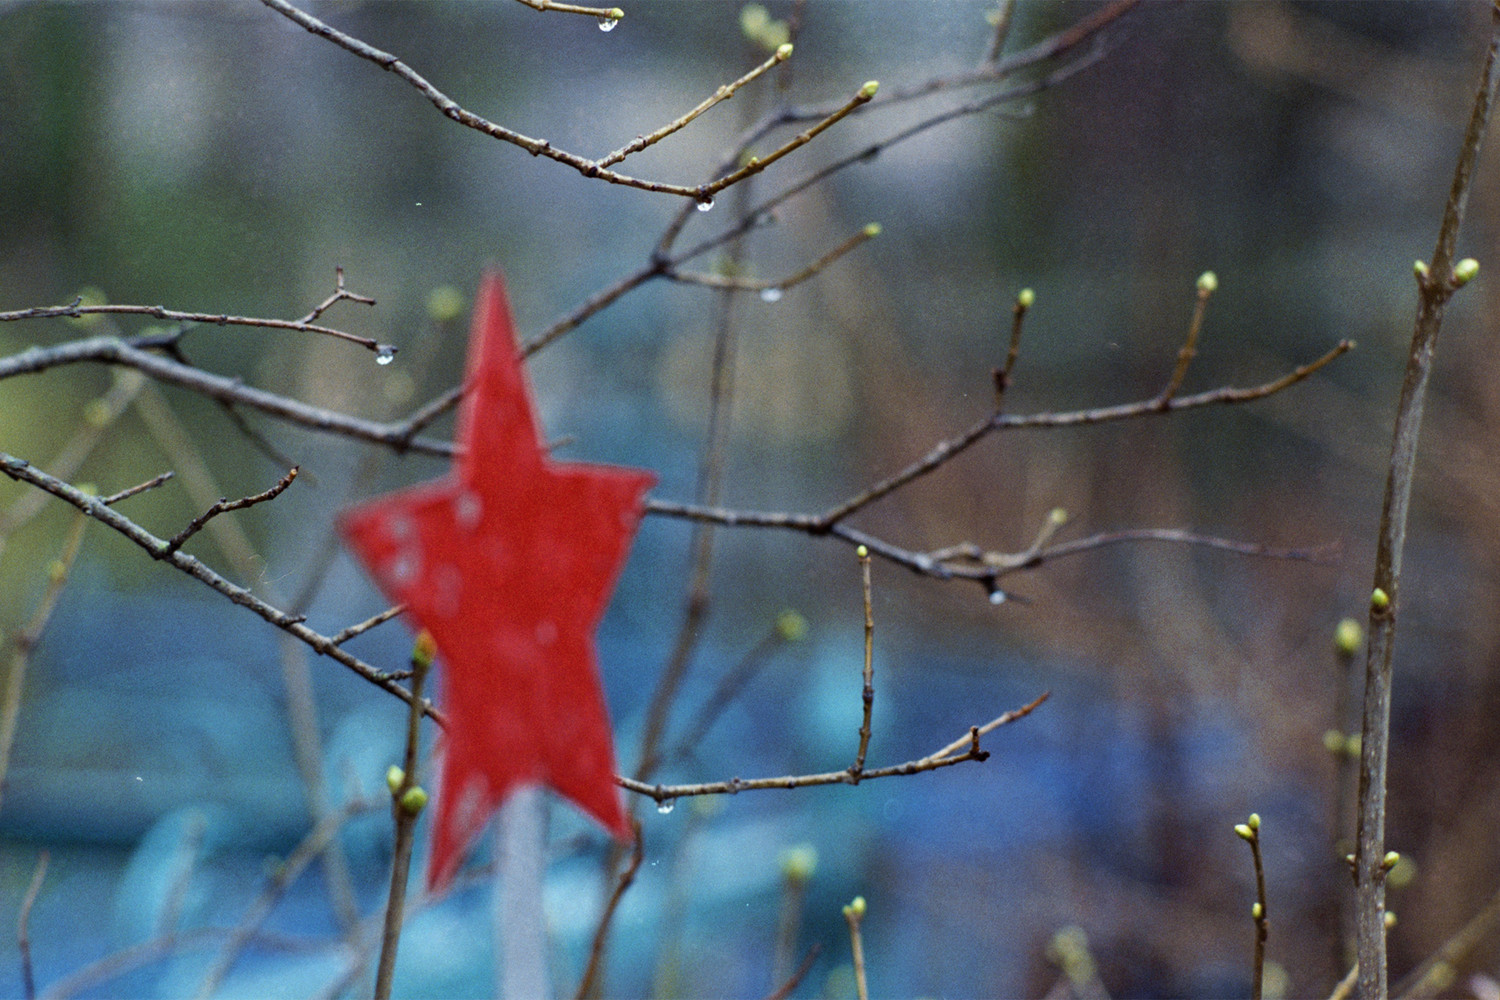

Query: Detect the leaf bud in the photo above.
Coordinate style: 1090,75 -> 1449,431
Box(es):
1247,813 -> 1260,831
1196,271 -> 1218,293
1017,288 -> 1036,309
399,786 -> 429,814
776,609 -> 808,642
1370,588 -> 1390,612
387,765 -> 405,794
1453,258 -> 1480,286
1334,617 -> 1364,656
862,222 -> 882,238
775,42 -> 793,60
858,81 -> 879,99
1235,823 -> 1255,841
1252,902 -> 1264,920
842,895 -> 867,919
426,286 -> 465,323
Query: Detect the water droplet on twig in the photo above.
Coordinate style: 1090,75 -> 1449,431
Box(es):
597,15 -> 618,31
656,798 -> 676,814
695,197 -> 714,213
759,287 -> 783,303
375,345 -> 397,365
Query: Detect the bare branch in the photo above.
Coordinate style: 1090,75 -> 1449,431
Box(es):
100,471 -> 174,506
0,336 -> 455,457
513,0 -> 623,21
0,453 -> 444,724
598,44 -> 793,170
618,691 -> 1047,803
163,466 -> 299,557
0,283 -> 389,355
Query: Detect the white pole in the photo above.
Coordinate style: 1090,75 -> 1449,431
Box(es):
494,787 -> 549,1000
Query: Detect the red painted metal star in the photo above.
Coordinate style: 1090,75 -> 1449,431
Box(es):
339,272 -> 653,891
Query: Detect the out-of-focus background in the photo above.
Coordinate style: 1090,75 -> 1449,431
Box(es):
2,2 -> 1499,997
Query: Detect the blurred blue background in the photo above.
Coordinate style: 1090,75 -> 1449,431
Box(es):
3,2 -> 1500,997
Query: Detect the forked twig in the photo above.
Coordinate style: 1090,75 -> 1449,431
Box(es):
619,691 -> 1047,804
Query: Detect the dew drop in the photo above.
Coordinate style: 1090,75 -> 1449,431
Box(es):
597,15 -> 618,31
988,588 -> 1007,606
375,345 -> 397,366
758,287 -> 783,303
695,197 -> 714,213
656,798 -> 676,814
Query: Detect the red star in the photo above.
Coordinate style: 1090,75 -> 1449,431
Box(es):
339,272 -> 653,890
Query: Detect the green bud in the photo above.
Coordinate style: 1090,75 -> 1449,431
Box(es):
1323,730 -> 1345,755
858,81 -> 879,100
1387,854 -> 1417,888
1346,733 -> 1362,757
1196,271 -> 1218,293
1453,258 -> 1480,286
1251,902 -> 1264,920
779,844 -> 818,883
83,399 -> 113,429
1384,911 -> 1398,929
775,42 -> 793,60
387,765 -> 405,794
1381,850 -> 1400,870
862,222 -> 882,238
399,786 -> 429,814
1414,260 -> 1430,280
426,286 -> 465,323
1235,823 -> 1255,841
776,609 -> 808,642
1017,288 -> 1036,309
412,631 -> 438,670
1334,617 -> 1364,656
606,7 -> 624,18
842,895 -> 867,919
1247,813 -> 1260,830
856,544 -> 869,559
1047,507 -> 1068,525
1370,588 -> 1390,612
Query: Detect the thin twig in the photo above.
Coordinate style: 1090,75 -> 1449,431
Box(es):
0,511 -> 87,815
669,222 -> 880,295
982,0 -> 1019,65
843,897 -> 869,1000
853,546 -> 875,777
163,466 -> 299,557
619,691 -> 1045,803
573,821 -> 644,1000
0,453 -> 445,724
763,943 -> 822,1000
1236,815 -> 1269,1000
512,0 -> 622,22
100,471 -> 174,506
598,44 -> 793,170
192,796 -> 378,998
0,336 -> 455,457
19,851 -> 49,1000
330,604 -> 406,646
1393,880 -> 1500,998
296,266 -> 378,324
0,292 -> 389,355
1157,272 -> 1217,405
1355,8 -> 1500,997
259,0 -> 857,205
374,639 -> 433,1000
